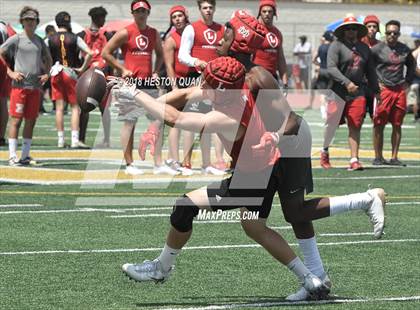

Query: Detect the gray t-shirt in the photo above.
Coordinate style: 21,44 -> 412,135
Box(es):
1,33 -> 50,89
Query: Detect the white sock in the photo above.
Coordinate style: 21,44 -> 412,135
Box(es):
329,192 -> 373,216
157,244 -> 181,271
298,237 -> 325,278
58,131 -> 64,144
21,139 -> 32,159
8,138 -> 18,159
287,256 -> 311,282
350,157 -> 358,163
71,130 -> 79,145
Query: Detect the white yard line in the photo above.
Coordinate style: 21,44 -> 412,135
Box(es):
1,239 -> 418,256
0,204 -> 43,208
319,232 -> 372,237
160,296 -> 420,310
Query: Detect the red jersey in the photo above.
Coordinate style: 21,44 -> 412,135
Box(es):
361,36 -> 380,48
214,85 -> 279,172
191,20 -> 223,62
170,30 -> 192,78
253,26 -> 283,76
122,23 -> 157,78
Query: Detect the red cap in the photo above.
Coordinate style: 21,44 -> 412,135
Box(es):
259,0 -> 277,16
169,5 -> 187,17
203,57 -> 246,91
131,1 -> 151,12
363,15 -> 380,26
229,10 -> 268,54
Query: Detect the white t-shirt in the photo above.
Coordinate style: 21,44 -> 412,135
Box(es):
293,41 -> 312,69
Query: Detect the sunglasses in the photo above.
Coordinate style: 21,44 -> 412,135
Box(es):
385,31 -> 400,36
344,26 -> 358,31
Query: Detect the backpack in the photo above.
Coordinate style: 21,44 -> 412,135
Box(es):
83,28 -> 107,69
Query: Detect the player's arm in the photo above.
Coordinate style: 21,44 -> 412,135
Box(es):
277,41 -> 288,87
327,42 -> 352,86
157,85 -> 204,110
178,25 -> 206,70
404,50 -> 416,88
75,37 -> 93,73
153,32 -> 164,77
0,35 -> 23,81
163,36 -> 178,89
102,29 -> 130,76
39,40 -> 52,85
133,89 -> 239,134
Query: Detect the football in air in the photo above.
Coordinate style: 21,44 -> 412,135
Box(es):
76,68 -> 107,113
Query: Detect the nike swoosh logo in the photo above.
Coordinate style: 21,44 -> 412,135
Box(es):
289,188 -> 301,194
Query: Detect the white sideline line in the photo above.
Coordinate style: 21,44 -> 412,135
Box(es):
313,175 -> 420,180
161,296 -> 420,310
388,202 -> 420,205
109,214 -> 169,218
320,232 -> 372,237
0,204 -> 43,208
1,239 -> 419,256
0,208 -> 171,215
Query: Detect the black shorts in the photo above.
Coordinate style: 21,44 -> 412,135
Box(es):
206,166 -> 279,219
205,157 -> 313,219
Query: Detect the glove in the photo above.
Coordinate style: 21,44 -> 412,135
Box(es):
252,132 -> 279,151
138,122 -> 160,160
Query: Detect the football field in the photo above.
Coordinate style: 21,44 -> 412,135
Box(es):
0,109 -> 419,310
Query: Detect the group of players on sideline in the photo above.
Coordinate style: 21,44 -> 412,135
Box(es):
0,0 -> 398,301
0,0 -> 418,174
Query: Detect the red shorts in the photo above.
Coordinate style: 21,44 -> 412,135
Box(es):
51,70 -> 77,104
327,96 -> 366,129
374,85 -> 406,126
9,87 -> 41,120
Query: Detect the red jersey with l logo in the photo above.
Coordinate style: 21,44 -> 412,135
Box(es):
170,30 -> 192,77
191,20 -> 223,62
122,23 -> 157,78
253,26 -> 283,75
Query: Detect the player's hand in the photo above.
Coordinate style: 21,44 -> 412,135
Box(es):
252,132 -> 279,151
375,94 -> 382,106
38,74 -> 49,85
8,71 -> 24,82
346,82 -> 359,94
121,68 -> 133,78
139,122 -> 160,160
194,59 -> 207,73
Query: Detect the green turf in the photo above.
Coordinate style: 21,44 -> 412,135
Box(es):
0,110 -> 419,309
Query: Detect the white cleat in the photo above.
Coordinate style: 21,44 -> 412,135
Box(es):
365,188 -> 386,239
286,273 -> 331,301
125,165 -> 144,175
153,164 -> 180,176
201,166 -> 225,176
122,259 -> 173,283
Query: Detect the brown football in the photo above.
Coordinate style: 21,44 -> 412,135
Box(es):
76,68 -> 107,113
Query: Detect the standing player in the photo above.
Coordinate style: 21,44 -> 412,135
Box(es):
362,15 -> 381,120
102,0 -> 171,175
320,16 -> 380,170
253,0 -> 288,87
162,6 -> 195,175
78,6 -> 113,148
0,19 -> 15,146
0,6 -> 52,165
178,0 -> 226,175
48,11 -> 93,149
371,20 -> 416,166
293,35 -> 312,89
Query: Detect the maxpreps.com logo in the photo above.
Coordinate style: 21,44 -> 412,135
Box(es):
203,29 -> 217,45
135,35 -> 149,50
267,32 -> 279,48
